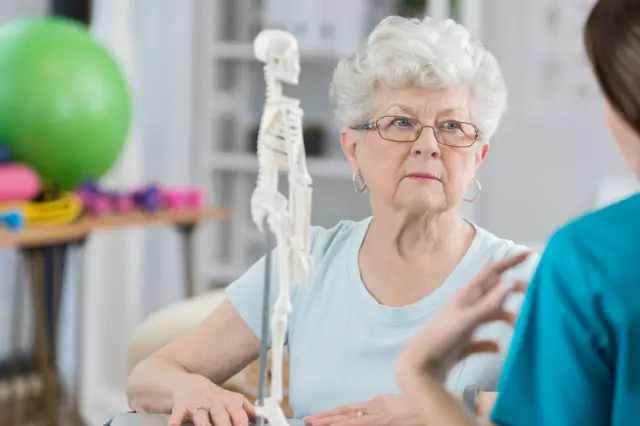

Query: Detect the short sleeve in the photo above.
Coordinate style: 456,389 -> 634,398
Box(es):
225,227 -> 319,346
490,230 -> 613,426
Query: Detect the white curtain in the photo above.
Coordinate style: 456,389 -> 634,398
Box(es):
81,0 -> 145,422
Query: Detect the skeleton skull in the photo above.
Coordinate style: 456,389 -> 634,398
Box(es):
254,29 -> 301,85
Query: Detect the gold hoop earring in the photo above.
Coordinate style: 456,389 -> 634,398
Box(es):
352,171 -> 367,193
463,177 -> 482,202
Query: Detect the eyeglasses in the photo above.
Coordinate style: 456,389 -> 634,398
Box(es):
352,115 -> 480,148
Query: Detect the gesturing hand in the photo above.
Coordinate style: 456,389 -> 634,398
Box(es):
303,394 -> 423,426
397,251 -> 530,384
169,374 -> 257,426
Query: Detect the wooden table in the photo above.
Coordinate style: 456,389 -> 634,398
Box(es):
0,207 -> 228,426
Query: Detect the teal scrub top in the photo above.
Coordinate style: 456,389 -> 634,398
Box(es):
491,193 -> 640,426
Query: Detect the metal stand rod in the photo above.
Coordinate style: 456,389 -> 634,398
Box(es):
257,229 -> 274,426
178,224 -> 196,299
9,252 -> 26,426
70,238 -> 88,426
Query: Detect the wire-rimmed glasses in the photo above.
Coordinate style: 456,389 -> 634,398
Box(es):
352,115 -> 480,148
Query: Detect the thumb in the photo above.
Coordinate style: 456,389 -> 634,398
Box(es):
243,399 -> 258,421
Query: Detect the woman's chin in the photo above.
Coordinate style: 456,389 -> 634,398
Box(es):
400,197 -> 448,215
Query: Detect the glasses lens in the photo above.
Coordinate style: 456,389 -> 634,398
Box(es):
437,121 -> 478,147
377,116 -> 421,142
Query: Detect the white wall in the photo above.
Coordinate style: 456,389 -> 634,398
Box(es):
475,0 -> 634,243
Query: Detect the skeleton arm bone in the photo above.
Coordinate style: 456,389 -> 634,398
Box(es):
283,103 -> 314,286
251,108 -> 289,233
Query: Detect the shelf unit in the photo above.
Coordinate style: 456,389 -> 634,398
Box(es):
194,0 -> 482,289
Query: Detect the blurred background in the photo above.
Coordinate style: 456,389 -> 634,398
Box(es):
0,0 -> 638,425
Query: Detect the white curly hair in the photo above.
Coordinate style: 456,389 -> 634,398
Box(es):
329,16 -> 507,141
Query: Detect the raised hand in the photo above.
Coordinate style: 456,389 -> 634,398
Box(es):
396,251 -> 530,383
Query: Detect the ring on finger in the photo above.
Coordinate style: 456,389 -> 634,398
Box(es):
356,409 -> 368,417
195,404 -> 210,414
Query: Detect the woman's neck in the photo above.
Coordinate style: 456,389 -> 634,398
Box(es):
366,208 -> 471,260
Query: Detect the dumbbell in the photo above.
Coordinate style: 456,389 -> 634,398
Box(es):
107,192 -> 135,214
133,184 -> 162,213
87,195 -> 110,217
163,188 -> 204,211
0,209 -> 24,232
79,180 -> 102,195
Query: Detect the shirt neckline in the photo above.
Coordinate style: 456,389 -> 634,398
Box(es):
346,216 -> 488,325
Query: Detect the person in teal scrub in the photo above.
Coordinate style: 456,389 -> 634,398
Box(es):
395,0 -> 640,425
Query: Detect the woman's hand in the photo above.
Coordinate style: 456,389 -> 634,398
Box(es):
474,392 -> 498,420
168,373 -> 257,426
397,251 -> 530,383
303,394 -> 422,426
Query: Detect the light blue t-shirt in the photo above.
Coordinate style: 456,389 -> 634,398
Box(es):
226,217 -> 538,417
491,193 -> 640,426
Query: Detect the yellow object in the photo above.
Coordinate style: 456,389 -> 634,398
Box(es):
0,191 -> 83,226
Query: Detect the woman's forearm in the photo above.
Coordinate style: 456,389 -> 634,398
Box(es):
397,363 -> 474,426
126,355 -> 199,414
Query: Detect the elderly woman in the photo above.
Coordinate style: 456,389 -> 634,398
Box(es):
396,1 -> 640,425
126,15 -> 538,426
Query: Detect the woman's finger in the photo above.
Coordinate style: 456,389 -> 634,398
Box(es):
242,399 -> 257,422
307,414 -> 350,426
487,251 -> 530,276
459,274 -> 500,303
476,279 -> 526,314
305,402 -> 365,420
483,309 -> 516,325
462,253 -> 530,303
459,340 -> 500,359
208,407 -> 232,426
228,404 -> 250,426
168,407 -> 190,426
192,408 -> 213,426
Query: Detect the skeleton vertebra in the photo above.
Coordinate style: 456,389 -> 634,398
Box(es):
251,29 -> 313,426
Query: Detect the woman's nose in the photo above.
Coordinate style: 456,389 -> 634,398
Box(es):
410,126 -> 441,158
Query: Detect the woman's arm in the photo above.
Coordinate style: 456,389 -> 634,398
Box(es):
396,353 -> 478,426
395,253 -> 529,426
127,234 -> 294,414
126,299 -> 261,413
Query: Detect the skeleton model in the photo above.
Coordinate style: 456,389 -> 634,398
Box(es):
251,29 -> 313,426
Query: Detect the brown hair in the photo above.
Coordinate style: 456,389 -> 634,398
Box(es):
585,0 -> 640,134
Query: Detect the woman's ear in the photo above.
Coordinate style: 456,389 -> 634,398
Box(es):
475,142 -> 489,166
340,128 -> 360,172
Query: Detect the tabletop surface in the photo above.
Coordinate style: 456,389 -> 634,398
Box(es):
109,413 -> 305,426
0,207 -> 229,248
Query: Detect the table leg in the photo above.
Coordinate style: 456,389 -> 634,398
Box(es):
45,245 -> 67,367
23,248 -> 60,426
5,252 -> 29,426
177,224 -> 196,298
69,238 -> 88,426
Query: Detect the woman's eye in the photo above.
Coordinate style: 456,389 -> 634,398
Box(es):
392,118 -> 411,127
439,121 -> 462,131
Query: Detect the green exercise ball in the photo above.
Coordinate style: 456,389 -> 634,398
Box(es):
0,17 -> 131,190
